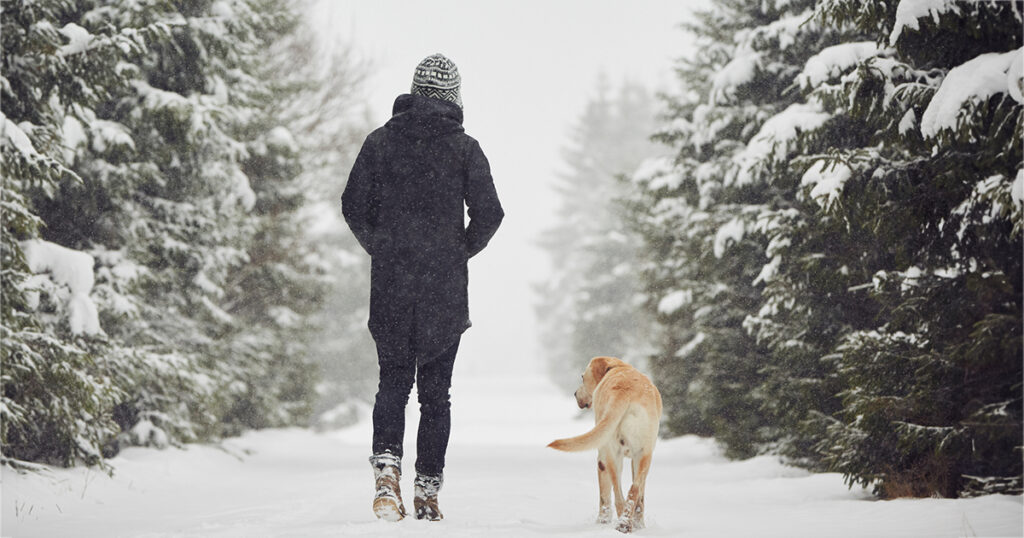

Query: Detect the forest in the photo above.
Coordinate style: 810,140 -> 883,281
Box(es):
3,0 -> 1022,503
2,0 -> 377,469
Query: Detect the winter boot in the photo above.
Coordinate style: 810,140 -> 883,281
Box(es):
370,453 -> 407,521
413,473 -> 444,521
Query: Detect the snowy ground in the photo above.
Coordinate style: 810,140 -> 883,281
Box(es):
2,374 -> 1021,537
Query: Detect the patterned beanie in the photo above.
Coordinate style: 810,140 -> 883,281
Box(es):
411,53 -> 462,109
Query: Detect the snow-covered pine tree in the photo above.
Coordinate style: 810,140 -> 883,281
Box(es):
200,1 -> 313,434
629,0 -> 1020,495
26,0 -> 299,447
537,78 -> 660,391
217,9 -> 374,432
1,0 -> 168,465
735,15 -> 884,467
796,0 -> 1023,498
3,0 -> 368,465
628,0 -> 839,458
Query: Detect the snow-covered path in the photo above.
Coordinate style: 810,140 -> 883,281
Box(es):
3,374 -> 1022,537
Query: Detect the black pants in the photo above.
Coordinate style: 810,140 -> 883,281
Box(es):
371,338 -> 459,477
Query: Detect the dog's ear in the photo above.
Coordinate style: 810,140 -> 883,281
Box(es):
590,357 -> 612,381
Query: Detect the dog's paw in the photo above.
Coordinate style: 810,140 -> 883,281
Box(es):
596,506 -> 615,525
615,516 -> 646,534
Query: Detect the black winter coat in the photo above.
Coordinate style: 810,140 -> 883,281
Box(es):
341,94 -> 504,365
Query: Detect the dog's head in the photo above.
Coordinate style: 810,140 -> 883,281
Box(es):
574,356 -> 627,409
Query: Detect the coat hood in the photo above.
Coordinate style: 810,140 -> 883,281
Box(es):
386,94 -> 465,139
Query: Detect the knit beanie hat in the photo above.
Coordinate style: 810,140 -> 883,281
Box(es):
411,53 -> 462,109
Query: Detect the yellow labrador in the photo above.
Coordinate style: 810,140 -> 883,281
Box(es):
548,357 -> 663,533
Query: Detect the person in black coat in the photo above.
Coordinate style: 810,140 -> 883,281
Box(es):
341,53 -> 504,522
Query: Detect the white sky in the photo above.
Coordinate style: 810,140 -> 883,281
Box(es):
310,1 -> 700,374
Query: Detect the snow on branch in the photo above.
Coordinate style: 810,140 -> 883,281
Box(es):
951,173 -> 1023,240
57,23 -> 94,57
731,102 -> 833,186
220,163 -> 257,211
801,160 -> 853,210
1013,169 -> 1024,208
889,0 -> 961,46
632,156 -> 680,191
714,217 -> 746,258
658,289 -> 693,315
712,10 -> 818,105
920,48 -> 1023,138
132,80 -> 192,114
798,42 -> 884,90
756,10 -> 816,51
711,52 -> 761,106
20,240 -> 102,336
1,112 -> 40,158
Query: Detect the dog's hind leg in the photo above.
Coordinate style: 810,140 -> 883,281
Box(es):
611,450 -> 626,518
616,452 -> 652,533
596,446 -> 625,524
596,452 -> 613,524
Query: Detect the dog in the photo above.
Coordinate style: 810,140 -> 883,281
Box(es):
548,356 -> 663,533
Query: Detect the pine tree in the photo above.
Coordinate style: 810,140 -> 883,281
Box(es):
628,0 -> 1021,496
799,0 -> 1024,497
2,0 -> 372,466
734,14 -> 882,467
30,0 -> 301,446
627,0 -> 840,458
537,78 -> 660,390
218,11 -> 374,432
1,0 -> 167,465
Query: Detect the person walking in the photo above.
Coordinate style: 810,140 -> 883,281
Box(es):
341,53 -> 504,522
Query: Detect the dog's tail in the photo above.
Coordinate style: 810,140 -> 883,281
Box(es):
547,400 -> 627,452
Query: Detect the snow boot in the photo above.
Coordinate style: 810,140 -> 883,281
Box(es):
370,453 -> 407,521
413,473 -> 444,521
